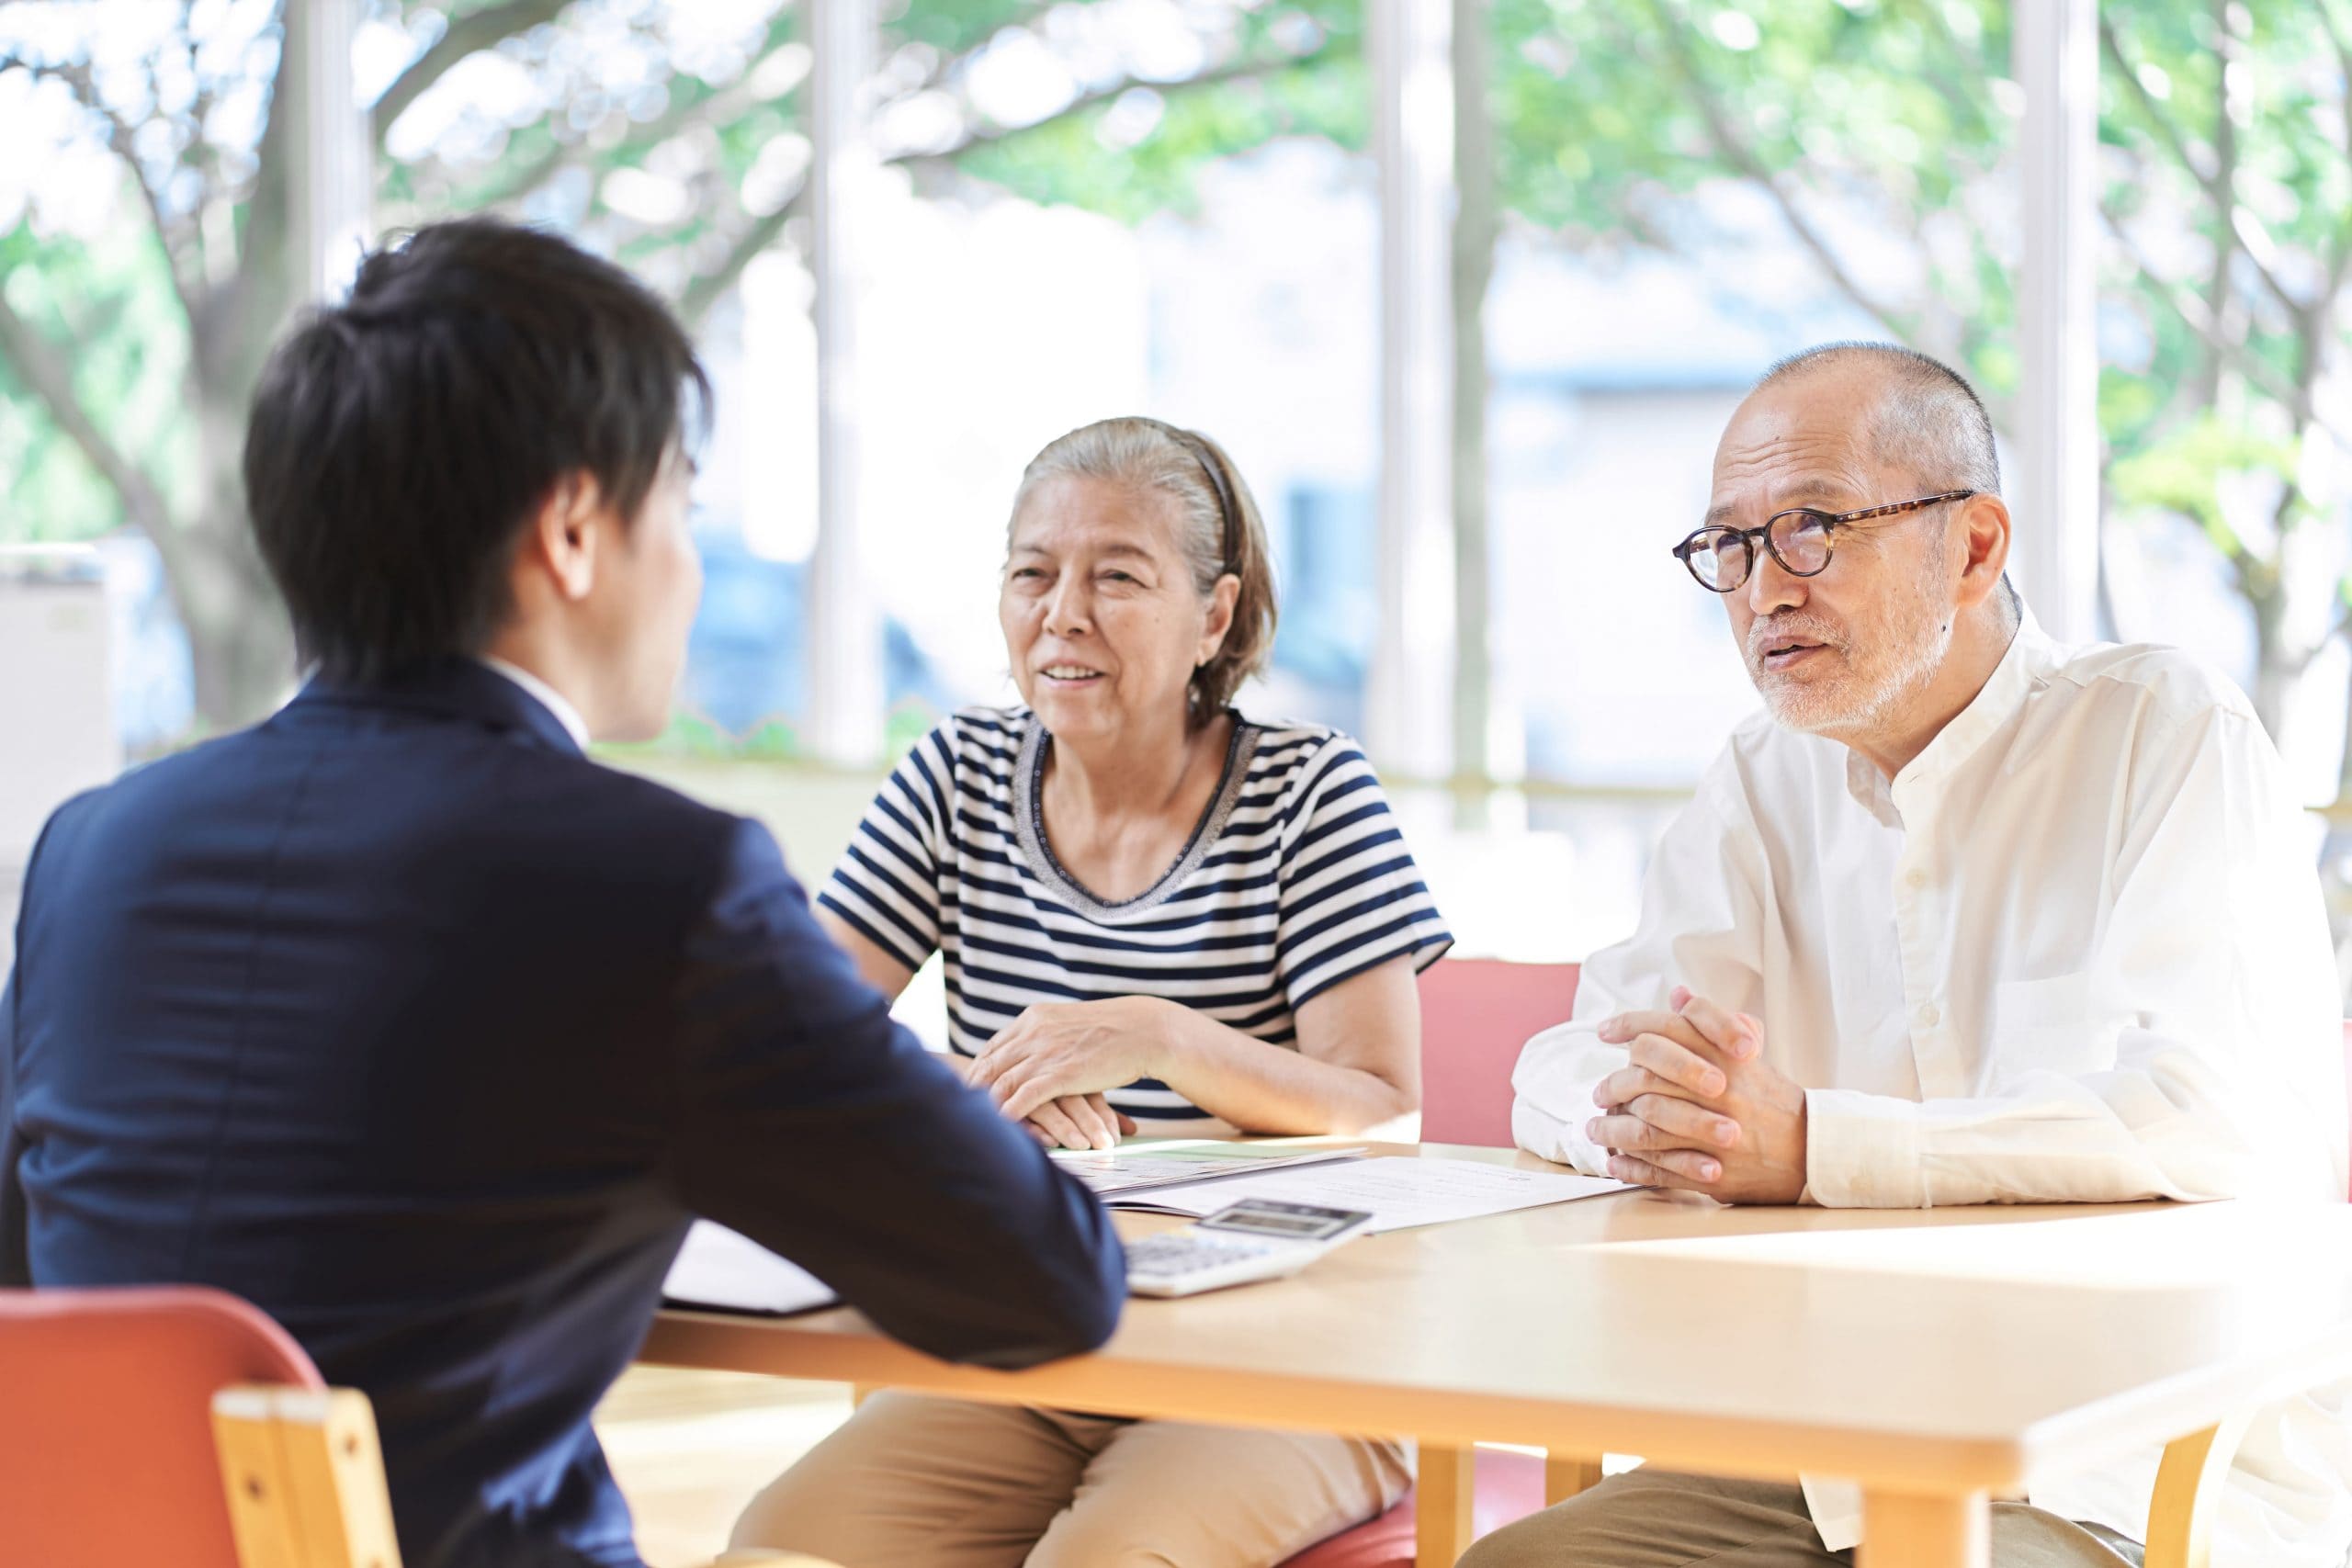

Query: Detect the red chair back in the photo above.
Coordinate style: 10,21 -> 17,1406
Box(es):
1418,959 -> 1581,1147
0,1285 -> 325,1568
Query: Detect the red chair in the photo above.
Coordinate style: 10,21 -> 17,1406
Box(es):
0,1285 -> 401,1568
1417,959 -> 1583,1146
1277,1450 -> 1550,1568
1281,959 -> 1584,1568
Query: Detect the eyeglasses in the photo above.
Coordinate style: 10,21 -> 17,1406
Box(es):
1671,491 -> 1975,592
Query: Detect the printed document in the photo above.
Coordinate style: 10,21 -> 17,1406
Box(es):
1106,1156 -> 1628,1233
1049,1142 -> 1365,1196
663,1221 -> 839,1316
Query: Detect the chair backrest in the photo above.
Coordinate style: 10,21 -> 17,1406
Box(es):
0,1285 -> 325,1568
1418,959 -> 1581,1147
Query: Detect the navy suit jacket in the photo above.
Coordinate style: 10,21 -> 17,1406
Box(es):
0,661 -> 1125,1568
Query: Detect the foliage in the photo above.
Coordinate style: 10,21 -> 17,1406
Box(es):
1489,0 -> 2015,386
0,0 -> 1342,732
4,0 -> 2349,766
1480,0 -> 2352,746
0,197 -> 203,515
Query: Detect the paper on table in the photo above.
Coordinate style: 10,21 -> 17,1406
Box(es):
663,1220 -> 839,1316
1049,1143 -> 1365,1196
1105,1156 -> 1629,1233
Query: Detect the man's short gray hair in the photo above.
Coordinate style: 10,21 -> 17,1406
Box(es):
1756,342 -> 2001,498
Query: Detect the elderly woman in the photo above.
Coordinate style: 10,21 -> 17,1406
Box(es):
729,417 -> 1453,1566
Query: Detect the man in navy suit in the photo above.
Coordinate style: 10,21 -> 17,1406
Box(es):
0,220 -> 1125,1568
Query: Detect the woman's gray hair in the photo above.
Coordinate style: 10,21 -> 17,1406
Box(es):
1010,417 -> 1279,726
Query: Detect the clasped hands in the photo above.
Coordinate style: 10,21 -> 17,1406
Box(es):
964,995 -> 1175,1152
1587,987 -> 1808,1204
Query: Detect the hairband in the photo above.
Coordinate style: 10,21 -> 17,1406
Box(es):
1148,419 -> 1239,573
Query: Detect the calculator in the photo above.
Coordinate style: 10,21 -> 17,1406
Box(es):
1124,1200 -> 1374,1298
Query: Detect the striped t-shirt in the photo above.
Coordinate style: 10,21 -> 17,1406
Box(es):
818,706 -> 1453,1129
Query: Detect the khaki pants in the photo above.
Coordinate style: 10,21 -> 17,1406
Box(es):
1458,1471 -> 2144,1568
729,1392 -> 1411,1568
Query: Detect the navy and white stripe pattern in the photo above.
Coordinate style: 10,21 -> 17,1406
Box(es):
819,706 -> 1453,1126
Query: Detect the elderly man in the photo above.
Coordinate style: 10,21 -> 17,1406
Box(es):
1476,343 -> 2351,1568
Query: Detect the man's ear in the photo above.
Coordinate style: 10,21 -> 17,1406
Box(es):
1952,492 -> 2011,613
521,473 -> 605,603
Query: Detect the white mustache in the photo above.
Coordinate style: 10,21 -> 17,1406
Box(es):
1747,616 -> 1849,660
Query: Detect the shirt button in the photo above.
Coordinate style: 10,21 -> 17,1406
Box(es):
1905,868 -> 1928,890
1916,1002 -> 1941,1029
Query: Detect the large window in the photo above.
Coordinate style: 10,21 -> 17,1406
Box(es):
849,0 -> 1374,735
6,0 -> 2350,973
2094,3 -> 2352,802
1479,0 -> 2014,789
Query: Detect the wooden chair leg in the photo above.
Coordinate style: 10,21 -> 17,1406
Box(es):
213,1386 -> 403,1568
1859,1487 -> 1988,1568
2145,1411 -> 2256,1568
1543,1453 -> 1605,1506
1415,1441 -> 1476,1568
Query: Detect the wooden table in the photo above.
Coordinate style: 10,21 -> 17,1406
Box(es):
639,1144 -> 2352,1567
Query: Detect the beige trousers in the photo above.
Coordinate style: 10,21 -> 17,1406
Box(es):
729,1391 -> 1412,1568
1458,1471 -> 2144,1568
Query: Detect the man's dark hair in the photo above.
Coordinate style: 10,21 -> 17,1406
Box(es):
243,218 -> 710,682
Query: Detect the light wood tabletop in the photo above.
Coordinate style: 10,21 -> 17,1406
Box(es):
638,1143 -> 2352,1568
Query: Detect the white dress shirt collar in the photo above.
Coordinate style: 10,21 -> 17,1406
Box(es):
474,656 -> 592,751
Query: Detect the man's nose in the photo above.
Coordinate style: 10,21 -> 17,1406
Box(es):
1746,544 -> 1806,618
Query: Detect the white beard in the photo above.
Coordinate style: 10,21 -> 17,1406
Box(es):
1751,564 -> 1956,739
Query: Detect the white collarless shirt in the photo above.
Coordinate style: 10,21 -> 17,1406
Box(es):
1513,615 -> 2351,1562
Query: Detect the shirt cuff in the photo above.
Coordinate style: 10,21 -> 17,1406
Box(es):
1511,1093 -> 1612,1177
1803,1089 -> 1928,1208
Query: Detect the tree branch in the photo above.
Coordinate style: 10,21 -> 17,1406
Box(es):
2227,206 -> 2316,326
371,0 -> 574,146
0,287 -> 190,580
2102,15 -> 2305,327
2310,583 -> 2352,679
2103,208 -> 2352,450
1633,0 -> 1917,345
407,0 -> 812,213
2197,0 -> 2238,403
678,49 -> 1317,325
0,51 -> 207,324
451,69 -> 734,213
679,188 -> 804,329
2321,5 -> 2352,300
1891,0 -> 1993,141
888,55 -> 1302,173
2098,19 -> 2212,182
2328,0 -> 2352,167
